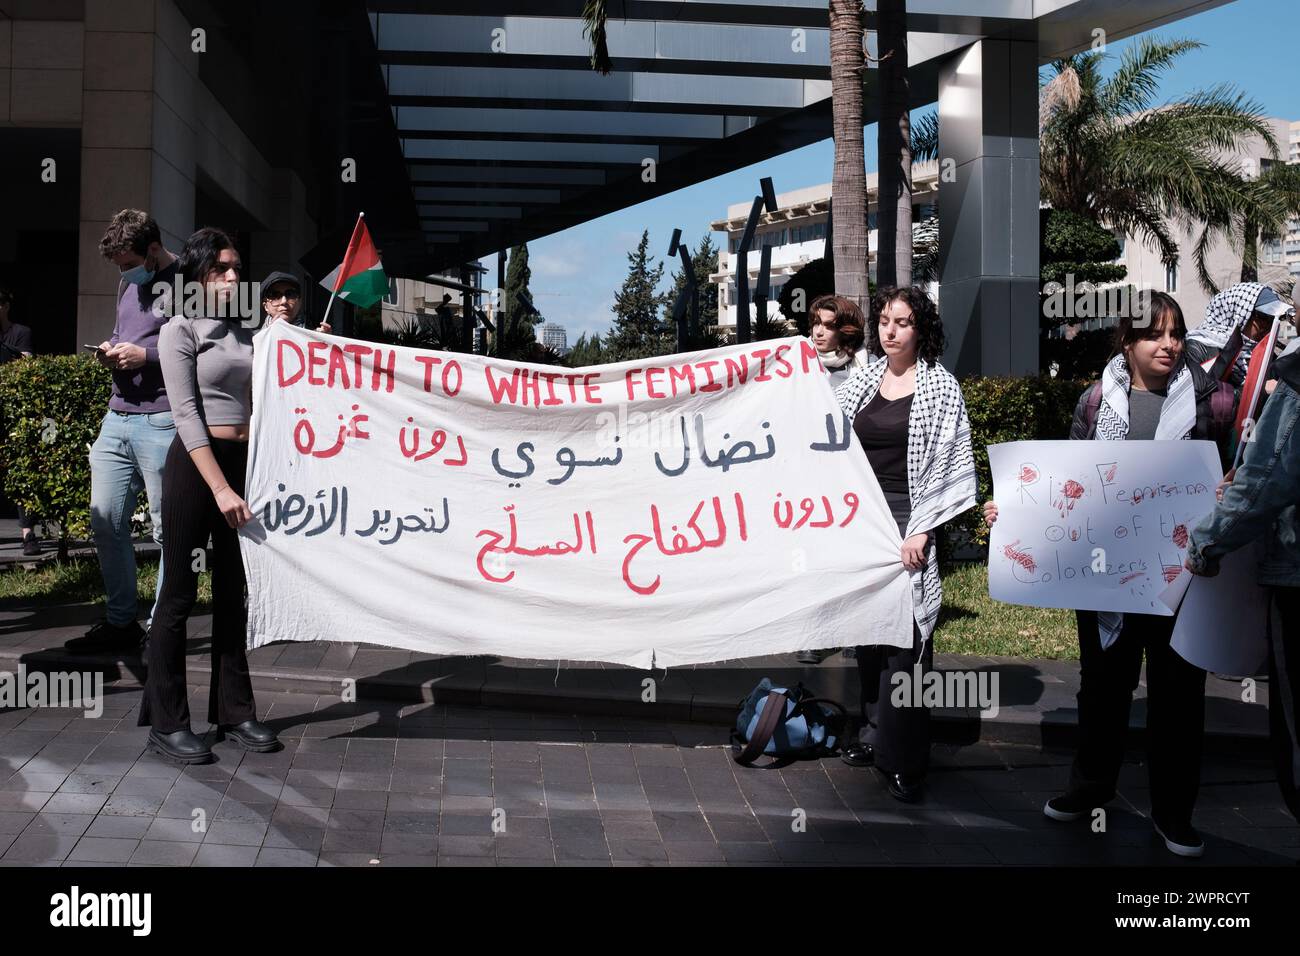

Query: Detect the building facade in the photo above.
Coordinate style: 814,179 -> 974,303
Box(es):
713,117 -> 1297,345
709,161 -> 937,333
541,322 -> 568,355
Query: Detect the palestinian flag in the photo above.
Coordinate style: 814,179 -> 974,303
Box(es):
1230,316 -> 1282,468
320,214 -> 387,307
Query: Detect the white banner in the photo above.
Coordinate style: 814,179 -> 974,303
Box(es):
239,323 -> 914,668
987,440 -> 1223,615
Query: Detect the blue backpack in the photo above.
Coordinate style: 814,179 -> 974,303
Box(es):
732,679 -> 847,768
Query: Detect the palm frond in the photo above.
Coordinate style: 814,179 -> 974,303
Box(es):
1126,87 -> 1278,156
911,110 -> 939,162
1099,37 -> 1203,118
581,0 -> 612,75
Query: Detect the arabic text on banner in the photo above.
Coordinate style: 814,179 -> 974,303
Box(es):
239,325 -> 914,668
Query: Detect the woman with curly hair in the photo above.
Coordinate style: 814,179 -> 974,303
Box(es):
834,286 -> 977,803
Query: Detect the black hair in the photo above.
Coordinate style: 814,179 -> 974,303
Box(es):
0,286 -> 11,307
868,285 -> 946,364
178,227 -> 240,287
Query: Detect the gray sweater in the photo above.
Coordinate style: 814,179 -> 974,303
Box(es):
158,316 -> 255,451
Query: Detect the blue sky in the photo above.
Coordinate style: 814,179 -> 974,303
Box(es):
483,0 -> 1298,343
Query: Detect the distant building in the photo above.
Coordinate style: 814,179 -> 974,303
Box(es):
709,162 -> 940,334
378,263 -> 489,340
541,323 -> 568,355
714,117 -> 1297,346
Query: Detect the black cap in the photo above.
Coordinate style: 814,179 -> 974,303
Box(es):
260,271 -> 302,297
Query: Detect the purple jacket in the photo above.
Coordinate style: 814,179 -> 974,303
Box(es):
107,261 -> 178,413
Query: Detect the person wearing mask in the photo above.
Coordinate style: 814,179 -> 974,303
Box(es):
1186,283 -> 1293,391
834,286 -> 977,803
65,210 -> 179,655
795,293 -> 873,665
0,286 -> 39,555
141,227 -> 279,763
1185,340 -> 1300,827
984,292 -> 1235,857
260,271 -> 330,332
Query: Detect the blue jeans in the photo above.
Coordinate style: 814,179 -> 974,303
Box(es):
89,410 -> 175,627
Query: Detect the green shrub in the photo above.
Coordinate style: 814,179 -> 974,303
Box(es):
0,355 -> 111,556
950,374 -> 1089,556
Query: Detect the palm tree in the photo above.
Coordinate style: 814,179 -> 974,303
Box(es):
1039,37 -> 1279,294
875,0 -> 912,289
1238,162 -> 1300,284
828,0 -> 869,308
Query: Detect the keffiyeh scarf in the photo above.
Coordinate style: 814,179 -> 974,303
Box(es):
1188,283 -> 1267,387
1092,352 -> 1199,648
1094,352 -> 1199,442
835,356 -> 977,644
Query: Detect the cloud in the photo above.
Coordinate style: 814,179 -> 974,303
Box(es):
531,238 -> 590,279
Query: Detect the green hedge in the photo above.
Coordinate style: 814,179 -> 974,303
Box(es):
0,355 -> 112,554
952,374 -> 1087,556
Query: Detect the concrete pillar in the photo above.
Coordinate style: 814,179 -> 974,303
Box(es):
77,0 -> 200,346
936,36 -> 1040,377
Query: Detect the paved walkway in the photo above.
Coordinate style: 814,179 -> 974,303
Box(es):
1,683 -> 1295,867
0,597 -> 1272,751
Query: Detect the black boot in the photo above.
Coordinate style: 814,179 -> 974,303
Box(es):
147,728 -> 214,764
881,770 -> 924,803
219,719 -> 282,753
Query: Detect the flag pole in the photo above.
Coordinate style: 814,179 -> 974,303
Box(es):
321,211 -> 364,331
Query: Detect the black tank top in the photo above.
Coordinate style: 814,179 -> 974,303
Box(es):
853,390 -> 912,496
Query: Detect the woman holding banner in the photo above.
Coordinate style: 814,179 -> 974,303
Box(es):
139,227 -> 281,764
834,286 -> 977,803
796,294 -> 873,665
985,292 -> 1234,857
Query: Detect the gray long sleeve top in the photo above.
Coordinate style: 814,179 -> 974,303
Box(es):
158,316 -> 255,451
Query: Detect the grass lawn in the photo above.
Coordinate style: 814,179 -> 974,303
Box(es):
0,555 -> 211,610
937,561 -> 1078,660
1,557 -> 1079,661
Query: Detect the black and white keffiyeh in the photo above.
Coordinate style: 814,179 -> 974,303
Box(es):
835,355 -> 977,644
1188,282 -> 1267,386
1094,352 -> 1199,442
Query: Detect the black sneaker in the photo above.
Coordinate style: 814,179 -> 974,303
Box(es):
1043,788 -> 1111,822
1153,818 -> 1205,858
64,619 -> 146,655
20,535 -> 40,557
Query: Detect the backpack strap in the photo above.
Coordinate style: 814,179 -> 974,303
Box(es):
734,689 -> 793,768
1207,328 -> 1245,383
1081,381 -> 1103,438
